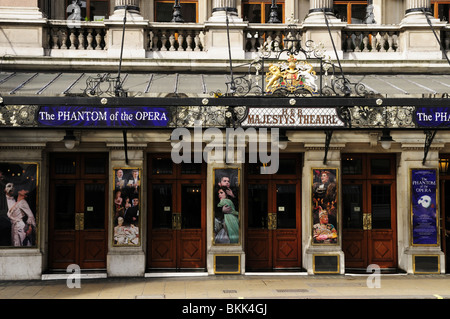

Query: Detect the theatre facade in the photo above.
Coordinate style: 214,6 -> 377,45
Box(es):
0,0 -> 450,280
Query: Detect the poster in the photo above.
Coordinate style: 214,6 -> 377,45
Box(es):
213,168 -> 240,245
0,163 -> 38,247
411,169 -> 439,246
312,168 -> 338,244
113,167 -> 141,246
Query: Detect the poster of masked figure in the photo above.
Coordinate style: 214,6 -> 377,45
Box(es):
213,168 -> 240,245
411,169 -> 439,246
312,168 -> 338,244
113,168 -> 141,246
0,163 -> 38,247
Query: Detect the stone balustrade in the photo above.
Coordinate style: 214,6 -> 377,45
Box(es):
342,26 -> 400,52
38,20 -> 450,58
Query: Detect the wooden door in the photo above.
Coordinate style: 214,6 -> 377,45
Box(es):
245,155 -> 301,270
147,155 -> 206,269
342,154 -> 397,270
48,153 -> 108,270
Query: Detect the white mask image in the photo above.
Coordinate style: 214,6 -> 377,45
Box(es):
418,195 -> 432,209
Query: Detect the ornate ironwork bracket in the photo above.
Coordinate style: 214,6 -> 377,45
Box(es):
323,130 -> 333,165
422,130 -> 437,165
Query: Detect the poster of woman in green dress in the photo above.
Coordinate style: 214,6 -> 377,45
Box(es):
213,168 -> 240,245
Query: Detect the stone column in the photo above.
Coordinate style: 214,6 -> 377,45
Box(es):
205,0 -> 246,59
400,0 -> 445,59
106,0 -> 147,58
209,0 -> 241,21
110,0 -> 143,20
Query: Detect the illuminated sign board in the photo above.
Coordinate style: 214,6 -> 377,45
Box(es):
415,107 -> 450,128
37,106 -> 170,128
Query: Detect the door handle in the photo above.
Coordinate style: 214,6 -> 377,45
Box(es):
172,212 -> 181,230
75,213 -> 85,231
363,213 -> 372,230
268,212 -> 277,230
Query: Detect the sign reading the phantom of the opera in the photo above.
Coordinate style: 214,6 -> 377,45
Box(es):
411,169 -> 439,246
415,107 -> 450,128
37,106 -> 170,128
240,107 -> 345,127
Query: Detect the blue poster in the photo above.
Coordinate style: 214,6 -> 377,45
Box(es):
411,169 -> 438,245
37,106 -> 170,128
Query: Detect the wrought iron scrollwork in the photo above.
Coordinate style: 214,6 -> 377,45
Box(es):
84,73 -> 128,97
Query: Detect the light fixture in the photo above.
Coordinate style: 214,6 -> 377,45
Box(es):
278,130 -> 290,150
63,130 -> 77,150
379,129 -> 393,150
439,158 -> 449,175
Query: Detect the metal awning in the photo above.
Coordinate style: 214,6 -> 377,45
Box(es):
1,72 -> 449,98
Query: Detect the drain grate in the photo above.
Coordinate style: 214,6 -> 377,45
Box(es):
223,289 -> 238,293
276,289 -> 310,293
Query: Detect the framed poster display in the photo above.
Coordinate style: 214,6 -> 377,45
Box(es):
113,167 -> 141,246
0,163 -> 38,247
411,168 -> 439,246
312,168 -> 338,245
213,168 -> 240,245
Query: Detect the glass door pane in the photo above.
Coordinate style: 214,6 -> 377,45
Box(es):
54,184 -> 76,230
276,184 -> 296,229
247,184 -> 268,228
343,184 -> 363,229
371,184 -> 391,229
181,184 -> 202,229
152,184 -> 173,229
84,183 -> 105,229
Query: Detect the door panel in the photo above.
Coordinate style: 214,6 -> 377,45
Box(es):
342,154 -> 397,270
246,180 -> 300,270
148,179 -> 205,269
49,153 -> 108,270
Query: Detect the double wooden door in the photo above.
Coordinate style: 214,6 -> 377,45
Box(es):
147,156 -> 206,269
49,153 -> 108,270
245,155 -> 301,270
342,154 -> 397,269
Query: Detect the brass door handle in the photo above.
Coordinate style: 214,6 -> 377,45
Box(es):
75,213 -> 84,231
363,213 -> 372,230
172,213 -> 181,230
268,212 -> 277,230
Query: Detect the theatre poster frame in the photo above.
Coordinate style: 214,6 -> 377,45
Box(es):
311,168 -> 339,246
112,167 -> 142,247
212,167 -> 241,246
410,168 -> 440,247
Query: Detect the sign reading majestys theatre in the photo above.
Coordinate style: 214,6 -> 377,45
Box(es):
37,106 -> 170,128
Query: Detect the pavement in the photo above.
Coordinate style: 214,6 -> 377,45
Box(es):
0,273 -> 449,300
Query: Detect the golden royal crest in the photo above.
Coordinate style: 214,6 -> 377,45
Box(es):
265,55 -> 319,95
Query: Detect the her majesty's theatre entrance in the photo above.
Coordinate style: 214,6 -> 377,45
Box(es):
48,153 -> 108,270
245,155 -> 302,270
147,155 -> 206,270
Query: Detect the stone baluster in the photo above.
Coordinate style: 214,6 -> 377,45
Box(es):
194,31 -> 201,51
186,32 -> 193,51
86,29 -> 94,50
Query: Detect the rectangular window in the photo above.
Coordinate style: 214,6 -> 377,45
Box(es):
66,0 -> 110,21
334,1 -> 367,24
242,0 -> 284,23
155,1 -> 198,22
431,1 -> 450,21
